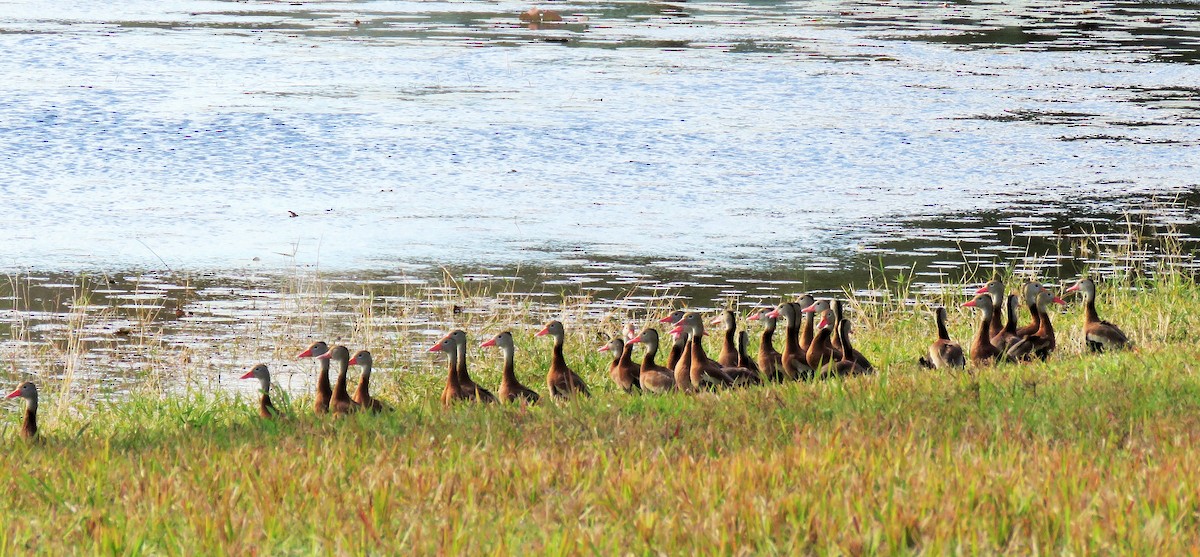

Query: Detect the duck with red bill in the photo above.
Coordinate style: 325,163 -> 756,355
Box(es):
6,382 -> 38,439
240,364 -> 278,419
481,331 -> 540,404
297,341 -> 331,415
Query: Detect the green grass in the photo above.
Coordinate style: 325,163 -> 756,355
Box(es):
4,273 -> 1200,555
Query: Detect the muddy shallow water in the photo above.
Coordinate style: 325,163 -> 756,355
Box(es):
1,0 -> 1199,402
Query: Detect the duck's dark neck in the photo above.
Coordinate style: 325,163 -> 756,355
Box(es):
668,337 -> 684,369
737,334 -> 753,366
317,358 -> 332,398
457,345 -> 472,383
800,312 -> 814,349
334,361 -> 351,401
1085,292 -> 1100,324
1026,301 -> 1041,330
501,345 -> 517,385
552,334 -> 566,367
759,323 -> 775,356
354,362 -> 372,401
619,343 -> 636,369
689,333 -> 707,365
640,339 -> 659,372
975,311 -> 992,349
838,324 -> 854,361
722,325 -> 736,357
446,351 -> 461,390
1037,305 -> 1054,337
936,311 -> 951,341
1005,299 -> 1019,334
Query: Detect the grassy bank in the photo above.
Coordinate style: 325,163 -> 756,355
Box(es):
4,272 -> 1200,555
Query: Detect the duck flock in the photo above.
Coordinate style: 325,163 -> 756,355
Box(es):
5,276 -> 1129,438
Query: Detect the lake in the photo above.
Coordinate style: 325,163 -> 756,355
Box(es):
1,0 -> 1198,397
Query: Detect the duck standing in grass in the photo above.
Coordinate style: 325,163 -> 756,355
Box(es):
538,320 -> 590,399
348,350 -> 388,412
318,345 -> 361,415
240,364 -> 279,419
1065,277 -> 1130,352
627,327 -> 676,393
6,382 -> 38,439
481,331 -> 541,404
297,341 -> 331,415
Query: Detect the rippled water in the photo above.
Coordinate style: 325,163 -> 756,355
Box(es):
1,0 -> 1198,271
1,0 -> 1199,400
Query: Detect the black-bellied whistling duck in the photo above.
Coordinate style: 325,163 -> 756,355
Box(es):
674,313 -> 759,388
803,302 -> 842,374
710,310 -> 739,367
628,327 -> 676,393
670,314 -> 734,389
737,330 -> 760,375
831,300 -> 873,371
1014,280 -> 1045,338
6,382 -> 37,439
448,330 -> 497,404
240,364 -> 279,419
537,320 -> 591,399
1006,289 -> 1065,361
659,310 -> 687,369
601,336 -> 641,393
990,294 -> 1022,353
747,307 -> 784,382
830,319 -> 871,378
962,294 -> 1004,365
918,307 -> 965,369
429,336 -> 470,406
974,275 -> 1006,337
1065,278 -> 1130,352
297,341 -> 331,415
481,331 -> 541,404
348,350 -> 387,413
318,345 -> 360,415
766,302 -> 809,381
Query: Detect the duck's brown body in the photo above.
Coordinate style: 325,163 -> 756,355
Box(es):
805,308 -> 843,373
1067,278 -> 1130,352
831,319 -> 871,378
483,332 -> 540,404
1006,290 -> 1064,361
604,337 -> 642,393
919,307 -> 965,369
631,328 -> 675,393
831,300 -> 873,371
